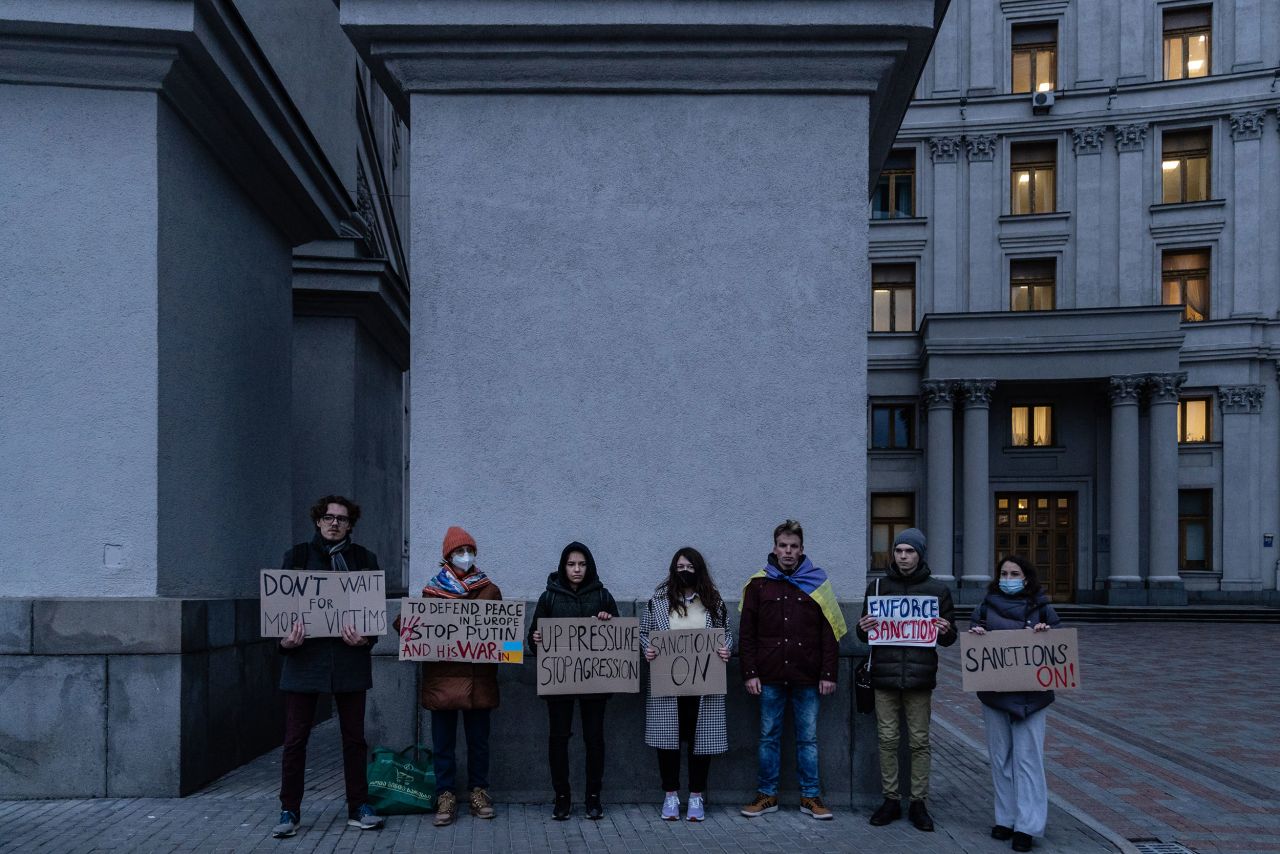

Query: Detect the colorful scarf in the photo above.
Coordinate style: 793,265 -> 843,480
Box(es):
423,561 -> 492,599
740,556 -> 847,641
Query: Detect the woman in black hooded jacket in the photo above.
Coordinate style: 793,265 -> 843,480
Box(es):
528,541 -> 620,820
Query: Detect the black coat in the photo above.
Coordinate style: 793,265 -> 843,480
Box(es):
855,560 -> 957,691
276,537 -> 379,694
971,590 -> 1062,719
528,542 -> 620,701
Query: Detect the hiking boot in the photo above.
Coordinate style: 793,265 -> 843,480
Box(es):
346,804 -> 384,831
584,793 -> 604,820
662,792 -> 680,821
740,792 -> 778,817
433,790 -> 458,827
271,809 -> 299,838
686,793 -> 705,822
469,787 -> 496,819
1012,831 -> 1034,852
868,798 -> 901,826
800,795 -> 833,820
552,793 -> 571,820
908,799 -> 934,832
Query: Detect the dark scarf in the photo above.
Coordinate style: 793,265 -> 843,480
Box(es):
313,533 -> 351,572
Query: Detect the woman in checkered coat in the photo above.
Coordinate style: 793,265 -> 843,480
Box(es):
640,547 -> 733,822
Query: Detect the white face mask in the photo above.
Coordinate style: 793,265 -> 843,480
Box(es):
450,550 -> 476,571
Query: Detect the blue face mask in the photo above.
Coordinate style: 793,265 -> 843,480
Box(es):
999,578 -> 1025,595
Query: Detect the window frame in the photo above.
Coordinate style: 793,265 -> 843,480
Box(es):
1178,488 -> 1213,571
1011,22 -> 1058,95
870,403 -> 916,450
872,148 -> 917,220
1177,396 -> 1212,443
1009,258 -> 1057,312
871,263 -> 917,333
870,492 -> 916,571
1010,403 -> 1055,448
1161,247 -> 1211,322
1160,127 -> 1212,204
1009,141 -> 1057,216
1162,4 -> 1212,81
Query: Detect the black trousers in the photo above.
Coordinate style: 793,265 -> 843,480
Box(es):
657,695 -> 711,792
546,697 -> 607,797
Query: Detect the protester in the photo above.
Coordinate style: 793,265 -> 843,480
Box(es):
528,542 -> 620,820
640,547 -> 733,821
419,526 -> 502,827
857,527 -> 957,832
968,555 -> 1062,852
738,520 -> 845,820
272,495 -> 385,839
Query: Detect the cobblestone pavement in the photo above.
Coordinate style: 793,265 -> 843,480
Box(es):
5,622 -> 1271,853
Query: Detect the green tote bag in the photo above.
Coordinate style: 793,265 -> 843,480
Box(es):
366,744 -> 435,815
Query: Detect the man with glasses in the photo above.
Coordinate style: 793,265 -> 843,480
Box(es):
272,495 -> 385,838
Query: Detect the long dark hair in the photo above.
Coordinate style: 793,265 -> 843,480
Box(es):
988,554 -> 1043,598
660,547 -> 724,619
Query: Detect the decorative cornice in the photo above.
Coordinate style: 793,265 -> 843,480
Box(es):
1071,126 -> 1106,155
1229,110 -> 1265,141
1145,372 -> 1187,404
929,136 -> 962,163
1108,375 -> 1145,405
920,380 -> 956,408
1218,384 -> 1264,414
1113,123 -> 1148,153
965,134 -> 997,162
959,379 -> 997,407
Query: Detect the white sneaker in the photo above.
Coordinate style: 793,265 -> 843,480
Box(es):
686,793 -> 705,822
662,792 -> 680,821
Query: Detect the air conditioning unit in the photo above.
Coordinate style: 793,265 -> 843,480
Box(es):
1031,90 -> 1055,114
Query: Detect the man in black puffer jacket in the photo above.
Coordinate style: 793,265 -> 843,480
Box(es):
855,528 -> 956,833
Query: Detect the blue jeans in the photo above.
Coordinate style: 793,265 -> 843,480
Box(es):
431,708 -> 491,793
757,684 -> 820,797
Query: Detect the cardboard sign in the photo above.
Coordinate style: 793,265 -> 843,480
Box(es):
865,595 -> 940,646
398,599 -> 526,663
535,617 -> 640,695
259,569 -> 387,637
960,628 -> 1081,692
648,628 -> 728,697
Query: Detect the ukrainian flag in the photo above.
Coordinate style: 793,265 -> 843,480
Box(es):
740,557 -> 847,641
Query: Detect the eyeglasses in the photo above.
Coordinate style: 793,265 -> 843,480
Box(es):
320,514 -> 351,525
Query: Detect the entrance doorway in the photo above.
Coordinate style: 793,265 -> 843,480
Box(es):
995,493 -> 1076,602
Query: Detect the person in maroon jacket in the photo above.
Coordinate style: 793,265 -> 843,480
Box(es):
737,520 -> 847,821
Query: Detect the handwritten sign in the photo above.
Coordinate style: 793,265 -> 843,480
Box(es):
865,595 -> 939,646
535,617 -> 640,695
398,599 -> 526,663
260,569 -> 387,637
648,628 -> 727,697
960,628 -> 1080,692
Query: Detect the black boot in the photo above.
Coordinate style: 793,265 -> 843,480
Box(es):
908,799 -> 934,832
991,825 -> 1015,840
552,794 -> 571,821
868,798 -> 901,826
1012,831 -> 1034,852
584,794 -> 604,820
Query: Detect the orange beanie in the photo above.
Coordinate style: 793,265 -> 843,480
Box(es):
441,526 -> 477,559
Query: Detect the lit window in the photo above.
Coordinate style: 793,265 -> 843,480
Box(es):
1162,249 -> 1210,321
1163,6 -> 1211,80
1178,489 -> 1212,570
873,149 -> 916,220
872,264 -> 915,332
1011,142 -> 1056,215
871,404 -> 914,449
1011,405 -> 1054,447
1162,128 -> 1211,204
1012,22 -> 1057,94
871,494 -> 915,570
1010,259 -> 1055,311
1178,397 -> 1211,443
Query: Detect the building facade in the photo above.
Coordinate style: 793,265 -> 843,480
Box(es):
867,0 -> 1280,604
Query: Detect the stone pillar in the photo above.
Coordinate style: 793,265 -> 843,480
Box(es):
965,135 -> 998,311
1114,125 -> 1148,304
1233,0 -> 1264,72
1075,0 -> 1105,87
1117,2 -> 1147,84
1147,373 -> 1187,604
968,0 -> 995,94
1219,385 -> 1266,593
960,380 -> 995,601
1106,375 -> 1144,602
929,137 -> 964,313
1072,128 -> 1106,308
1230,112 -> 1266,317
921,380 -> 957,584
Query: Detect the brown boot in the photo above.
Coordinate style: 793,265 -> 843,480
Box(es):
469,787 -> 496,819
433,790 -> 457,827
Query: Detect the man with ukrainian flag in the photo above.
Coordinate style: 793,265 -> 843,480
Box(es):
738,519 -> 846,821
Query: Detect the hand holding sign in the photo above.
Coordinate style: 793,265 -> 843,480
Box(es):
260,569 -> 387,638
865,595 -> 941,646
648,628 -> 728,697
960,628 -> 1081,692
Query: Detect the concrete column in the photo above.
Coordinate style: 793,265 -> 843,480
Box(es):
922,380 -> 957,583
965,136 -> 998,312
930,5 -> 962,95
1114,125 -> 1148,305
1072,128 -> 1106,308
1075,0 -> 1104,87
929,137 -> 964,313
1106,376 -> 1144,600
1147,373 -> 1187,604
1233,0 -> 1263,72
1117,1 -> 1147,83
960,380 -> 995,600
968,0 -> 995,94
1230,112 -> 1266,316
1219,386 -> 1266,593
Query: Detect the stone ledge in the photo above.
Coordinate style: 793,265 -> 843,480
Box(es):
27,597 -> 257,654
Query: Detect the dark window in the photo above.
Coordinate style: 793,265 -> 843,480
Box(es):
1011,404 -> 1054,447
1162,249 -> 1210,321
873,149 -> 916,219
1011,141 -> 1056,215
1010,258 -> 1055,311
1012,22 -> 1058,94
872,264 -> 915,332
1178,489 -> 1212,570
1162,128 -> 1211,203
1164,5 -> 1211,80
871,494 -> 915,570
871,404 -> 914,449
1178,397 -> 1211,443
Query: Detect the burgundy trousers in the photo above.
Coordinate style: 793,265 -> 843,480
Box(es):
279,691 -> 369,815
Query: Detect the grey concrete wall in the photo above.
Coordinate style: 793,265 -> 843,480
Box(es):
156,103 -> 293,598
0,84 -> 162,597
409,93 -> 870,600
